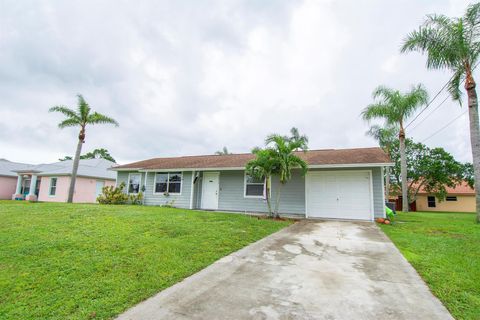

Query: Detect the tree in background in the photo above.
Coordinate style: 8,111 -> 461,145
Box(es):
362,84 -> 429,212
401,3 -> 480,222
215,146 -> 231,155
388,138 -> 473,204
59,148 -> 116,163
366,124 -> 398,200
50,95 -> 118,203
246,128 -> 308,218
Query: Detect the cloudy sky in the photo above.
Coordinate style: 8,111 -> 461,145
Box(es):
0,0 -> 476,165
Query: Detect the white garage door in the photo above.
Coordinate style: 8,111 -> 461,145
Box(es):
306,171 -> 373,220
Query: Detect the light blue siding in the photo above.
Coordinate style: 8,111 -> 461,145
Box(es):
115,166 -> 386,219
144,171 -> 193,208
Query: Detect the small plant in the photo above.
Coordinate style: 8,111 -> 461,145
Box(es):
162,199 -> 176,208
97,182 -> 128,205
128,192 -> 143,205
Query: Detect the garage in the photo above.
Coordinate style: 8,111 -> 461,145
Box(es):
306,170 -> 373,220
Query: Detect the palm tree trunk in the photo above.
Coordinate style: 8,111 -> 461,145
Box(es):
465,75 -> 480,223
399,127 -> 409,212
265,176 -> 273,217
67,137 -> 83,203
274,183 -> 283,219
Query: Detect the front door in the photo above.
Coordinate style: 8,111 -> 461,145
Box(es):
95,180 -> 105,198
202,172 -> 220,210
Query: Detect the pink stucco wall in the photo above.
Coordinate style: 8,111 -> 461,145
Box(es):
0,176 -> 17,200
37,176 -> 115,203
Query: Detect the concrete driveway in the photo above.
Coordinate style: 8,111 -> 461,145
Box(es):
117,220 -> 453,320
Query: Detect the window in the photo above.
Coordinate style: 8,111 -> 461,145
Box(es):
155,172 -> 182,194
128,173 -> 141,194
49,178 -> 57,196
427,196 -> 436,208
446,196 -> 457,201
245,173 -> 265,197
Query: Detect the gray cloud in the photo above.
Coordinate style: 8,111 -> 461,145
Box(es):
0,0 -> 475,165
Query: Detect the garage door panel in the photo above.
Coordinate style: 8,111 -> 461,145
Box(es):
307,171 -> 372,220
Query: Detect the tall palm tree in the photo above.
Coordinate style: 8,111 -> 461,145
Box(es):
266,132 -> 308,218
50,95 -> 119,203
362,85 -> 429,212
401,3 -> 480,222
366,124 -> 398,201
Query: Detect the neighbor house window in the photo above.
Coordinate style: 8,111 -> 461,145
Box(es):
155,172 -> 182,194
244,173 -> 265,197
128,173 -> 141,194
427,196 -> 436,208
446,196 -> 457,201
49,177 -> 57,196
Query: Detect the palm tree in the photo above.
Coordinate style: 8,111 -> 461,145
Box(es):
215,146 -> 231,155
362,85 -> 429,212
245,148 -> 277,216
266,132 -> 308,218
366,124 -> 398,201
401,3 -> 480,222
50,95 -> 119,203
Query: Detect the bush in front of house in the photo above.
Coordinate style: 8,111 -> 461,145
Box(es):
97,182 -> 129,204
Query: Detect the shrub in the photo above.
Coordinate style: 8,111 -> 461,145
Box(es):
128,192 -> 143,205
97,182 -> 129,205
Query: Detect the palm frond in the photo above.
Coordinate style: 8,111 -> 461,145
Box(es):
77,94 -> 91,120
49,105 -> 80,120
58,118 -> 81,128
447,67 -> 465,102
87,112 -> 119,126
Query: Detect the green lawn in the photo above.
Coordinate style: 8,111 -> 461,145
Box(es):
380,211 -> 480,320
0,201 -> 291,320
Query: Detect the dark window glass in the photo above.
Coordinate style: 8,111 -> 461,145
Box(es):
50,178 -> 57,196
427,196 -> 436,208
128,174 -> 141,193
246,184 -> 264,196
155,172 -> 182,193
446,196 -> 457,201
155,173 -> 168,193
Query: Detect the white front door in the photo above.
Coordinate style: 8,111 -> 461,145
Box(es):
306,171 -> 373,220
201,172 -> 220,210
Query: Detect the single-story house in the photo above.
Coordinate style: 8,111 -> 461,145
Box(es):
415,182 -> 475,212
11,158 -> 116,203
0,159 -> 32,200
112,147 -> 392,220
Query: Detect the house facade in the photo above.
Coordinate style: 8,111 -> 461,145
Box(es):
11,158 -> 116,203
415,182 -> 475,212
0,159 -> 32,200
112,148 -> 392,220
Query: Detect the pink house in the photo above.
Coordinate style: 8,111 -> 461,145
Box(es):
10,158 -> 116,203
0,159 -> 32,200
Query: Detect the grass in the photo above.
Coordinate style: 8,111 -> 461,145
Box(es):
0,201 -> 291,320
380,211 -> 480,320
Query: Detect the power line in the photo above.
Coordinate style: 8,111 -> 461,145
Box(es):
409,95 -> 450,132
404,80 -> 451,129
421,110 -> 467,143
405,61 -> 480,130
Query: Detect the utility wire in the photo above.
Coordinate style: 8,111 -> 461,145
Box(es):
421,110 -> 467,143
405,61 -> 480,130
404,80 -> 451,129
409,95 -> 450,132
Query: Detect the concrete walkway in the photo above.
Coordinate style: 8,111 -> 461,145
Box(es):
117,221 -> 453,320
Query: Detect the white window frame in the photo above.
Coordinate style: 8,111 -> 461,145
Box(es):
127,173 -> 142,194
244,172 -> 269,198
153,172 -> 183,195
49,177 -> 58,197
